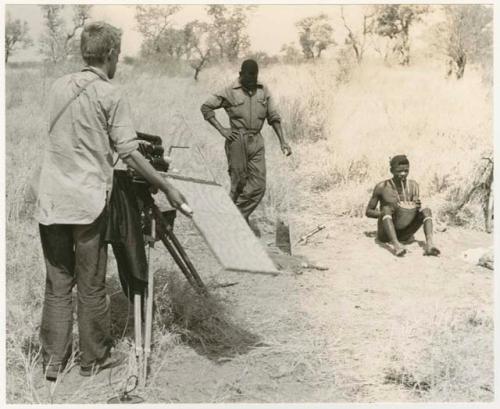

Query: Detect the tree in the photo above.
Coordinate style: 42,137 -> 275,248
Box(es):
135,5 -> 181,56
5,12 -> 32,63
206,5 -> 253,62
296,14 -> 335,59
280,43 -> 303,64
184,21 -> 215,80
340,6 -> 375,64
67,5 -> 92,55
434,5 -> 492,80
39,5 -> 92,63
373,5 -> 428,65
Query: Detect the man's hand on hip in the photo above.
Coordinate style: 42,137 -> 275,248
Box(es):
220,127 -> 238,142
281,143 -> 292,156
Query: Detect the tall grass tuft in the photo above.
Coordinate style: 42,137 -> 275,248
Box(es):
384,308 -> 494,401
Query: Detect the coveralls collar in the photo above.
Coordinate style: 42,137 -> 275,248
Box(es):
232,78 -> 264,89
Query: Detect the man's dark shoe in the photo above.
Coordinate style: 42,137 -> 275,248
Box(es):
44,365 -> 60,382
43,361 -> 68,382
79,351 -> 126,377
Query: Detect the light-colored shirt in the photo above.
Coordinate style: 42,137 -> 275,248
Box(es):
200,79 -> 281,132
36,66 -> 139,225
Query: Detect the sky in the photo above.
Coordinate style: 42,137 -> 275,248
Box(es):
6,4 -> 371,62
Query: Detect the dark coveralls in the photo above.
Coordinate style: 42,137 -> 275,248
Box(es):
370,179 -> 433,242
201,79 -> 281,220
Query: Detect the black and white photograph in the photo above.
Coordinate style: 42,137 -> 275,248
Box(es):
3,1 -> 495,405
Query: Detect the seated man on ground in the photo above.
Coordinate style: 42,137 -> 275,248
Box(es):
365,155 -> 440,257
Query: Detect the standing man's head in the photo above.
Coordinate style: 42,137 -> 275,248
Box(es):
390,154 -> 410,182
80,21 -> 122,79
239,59 -> 259,91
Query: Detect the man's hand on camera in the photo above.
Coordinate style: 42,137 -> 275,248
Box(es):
165,187 -> 193,217
281,143 -> 292,156
220,128 -> 237,142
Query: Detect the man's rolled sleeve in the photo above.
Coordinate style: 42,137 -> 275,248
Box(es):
107,91 -> 139,158
266,90 -> 281,125
200,94 -> 224,120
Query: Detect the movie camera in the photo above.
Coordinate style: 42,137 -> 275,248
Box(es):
135,131 -> 170,173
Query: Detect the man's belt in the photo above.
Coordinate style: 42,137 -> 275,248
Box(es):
232,128 -> 261,136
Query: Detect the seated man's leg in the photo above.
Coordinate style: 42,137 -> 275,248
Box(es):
420,208 -> 440,255
397,208 -> 440,256
378,205 -> 407,256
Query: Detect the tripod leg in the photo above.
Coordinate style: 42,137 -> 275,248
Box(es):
152,205 -> 206,295
166,228 -> 207,293
134,292 -> 143,381
158,234 -> 197,289
143,221 -> 155,385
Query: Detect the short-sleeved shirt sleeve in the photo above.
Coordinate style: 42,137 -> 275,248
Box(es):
106,88 -> 139,158
264,86 -> 281,125
200,88 -> 229,120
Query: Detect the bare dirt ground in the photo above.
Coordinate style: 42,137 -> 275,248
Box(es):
24,207 -> 493,404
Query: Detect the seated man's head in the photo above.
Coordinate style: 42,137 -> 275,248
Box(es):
390,154 -> 410,182
239,59 -> 259,91
81,21 -> 122,79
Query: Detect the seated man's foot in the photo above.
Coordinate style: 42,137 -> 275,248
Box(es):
424,244 -> 440,256
394,245 -> 407,257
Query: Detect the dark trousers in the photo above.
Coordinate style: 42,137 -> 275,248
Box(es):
39,212 -> 112,369
225,131 -> 266,221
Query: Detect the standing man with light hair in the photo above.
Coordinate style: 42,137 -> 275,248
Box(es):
201,59 -> 292,234
36,21 -> 190,381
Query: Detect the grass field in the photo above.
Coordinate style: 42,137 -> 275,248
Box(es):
5,57 -> 493,403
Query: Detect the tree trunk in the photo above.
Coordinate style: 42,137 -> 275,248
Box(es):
400,34 -> 410,66
455,53 -> 466,80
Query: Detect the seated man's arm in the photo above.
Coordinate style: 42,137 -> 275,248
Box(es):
411,180 -> 422,209
365,184 -> 382,219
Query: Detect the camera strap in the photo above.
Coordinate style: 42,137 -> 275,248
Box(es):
49,74 -> 101,134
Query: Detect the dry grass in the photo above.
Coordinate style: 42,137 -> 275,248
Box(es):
152,269 -> 262,359
5,56 -> 492,403
384,308 -> 494,401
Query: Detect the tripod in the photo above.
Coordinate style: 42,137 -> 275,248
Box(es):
131,177 -> 207,385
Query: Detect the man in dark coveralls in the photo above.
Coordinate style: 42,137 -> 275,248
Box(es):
201,59 -> 292,230
365,155 -> 440,257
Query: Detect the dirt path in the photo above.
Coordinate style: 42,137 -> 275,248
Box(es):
293,217 -> 493,401
28,214 -> 493,404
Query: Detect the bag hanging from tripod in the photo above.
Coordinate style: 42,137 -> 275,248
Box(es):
104,170 -> 150,298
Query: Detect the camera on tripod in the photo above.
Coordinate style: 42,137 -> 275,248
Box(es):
135,131 -> 170,173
